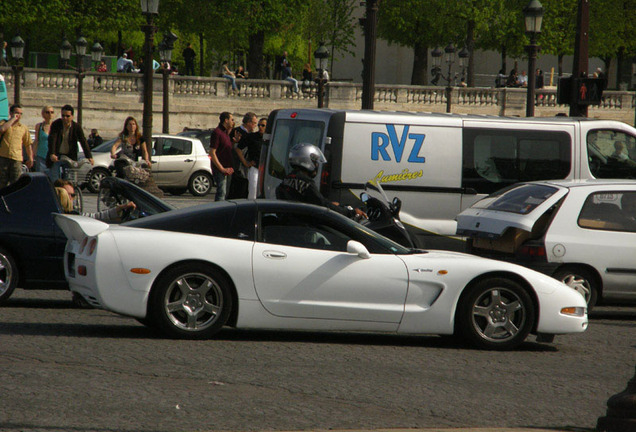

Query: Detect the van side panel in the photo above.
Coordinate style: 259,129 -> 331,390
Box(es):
340,120 -> 463,238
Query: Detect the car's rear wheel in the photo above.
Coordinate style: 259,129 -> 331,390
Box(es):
87,168 -> 111,193
0,246 -> 18,304
150,263 -> 232,339
553,267 -> 598,311
457,277 -> 535,350
188,172 -> 213,196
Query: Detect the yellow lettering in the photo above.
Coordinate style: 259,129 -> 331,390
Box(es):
373,168 -> 423,184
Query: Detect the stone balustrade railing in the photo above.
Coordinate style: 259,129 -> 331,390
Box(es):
1,67 -> 634,137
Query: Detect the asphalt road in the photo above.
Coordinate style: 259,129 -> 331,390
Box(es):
1,192 -> 634,432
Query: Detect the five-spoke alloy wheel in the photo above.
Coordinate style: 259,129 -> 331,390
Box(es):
150,263 -> 232,339
457,278 -> 535,350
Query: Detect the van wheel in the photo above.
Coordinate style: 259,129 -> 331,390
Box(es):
0,246 -> 18,304
456,278 -> 535,350
553,267 -> 598,311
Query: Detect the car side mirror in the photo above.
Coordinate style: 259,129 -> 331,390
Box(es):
346,240 -> 370,259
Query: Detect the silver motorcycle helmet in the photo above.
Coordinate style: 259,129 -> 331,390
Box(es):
288,143 -> 327,173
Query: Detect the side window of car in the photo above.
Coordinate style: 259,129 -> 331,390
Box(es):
161,139 -> 192,156
463,128 -> 572,195
259,211 -> 351,251
578,191 -> 636,232
588,130 -> 636,179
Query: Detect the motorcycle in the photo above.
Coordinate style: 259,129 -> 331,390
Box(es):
358,181 -> 415,249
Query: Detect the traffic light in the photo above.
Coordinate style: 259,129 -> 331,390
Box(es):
574,78 -> 604,105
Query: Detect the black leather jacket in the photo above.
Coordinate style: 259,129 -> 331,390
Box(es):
276,170 -> 354,217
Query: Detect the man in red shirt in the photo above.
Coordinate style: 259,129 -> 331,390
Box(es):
209,111 -> 235,201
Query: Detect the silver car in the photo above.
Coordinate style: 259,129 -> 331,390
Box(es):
85,134 -> 213,196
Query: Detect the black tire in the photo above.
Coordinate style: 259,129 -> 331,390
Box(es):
0,246 -> 18,304
87,168 -> 111,193
149,263 -> 232,339
165,187 -> 187,196
457,277 -> 535,350
71,292 -> 93,309
74,187 -> 84,213
188,172 -> 213,196
553,266 -> 599,311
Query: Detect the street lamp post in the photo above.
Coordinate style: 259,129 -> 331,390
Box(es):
9,35 -> 25,105
140,0 -> 160,147
523,0 -> 544,117
75,36 -> 88,126
458,47 -> 469,84
444,44 -> 456,113
60,37 -> 72,70
159,33 -> 176,134
91,42 -> 104,69
313,42 -> 329,108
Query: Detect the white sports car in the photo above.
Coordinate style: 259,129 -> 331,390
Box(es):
55,200 -> 587,350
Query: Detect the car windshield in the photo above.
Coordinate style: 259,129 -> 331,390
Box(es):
474,183 -> 560,214
337,214 -> 413,254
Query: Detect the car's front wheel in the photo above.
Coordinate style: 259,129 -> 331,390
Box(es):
456,277 -> 535,350
553,266 -> 598,310
87,168 -> 111,193
150,263 -> 232,339
0,246 -> 18,304
188,172 -> 213,196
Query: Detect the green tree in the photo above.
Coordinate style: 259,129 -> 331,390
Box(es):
378,0 -> 464,85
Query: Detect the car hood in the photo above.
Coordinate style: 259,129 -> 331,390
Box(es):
456,188 -> 568,237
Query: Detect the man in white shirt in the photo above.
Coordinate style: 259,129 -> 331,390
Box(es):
117,53 -> 133,73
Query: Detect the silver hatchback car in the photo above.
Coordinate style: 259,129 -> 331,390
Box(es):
86,134 -> 213,196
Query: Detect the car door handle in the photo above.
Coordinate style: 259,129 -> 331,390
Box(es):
263,250 -> 287,259
184,159 -> 194,162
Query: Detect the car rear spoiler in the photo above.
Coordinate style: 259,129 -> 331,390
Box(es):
54,213 -> 110,241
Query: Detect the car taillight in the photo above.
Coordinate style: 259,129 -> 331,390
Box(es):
79,237 -> 88,254
518,244 -> 546,257
319,163 -> 331,197
88,238 -> 98,256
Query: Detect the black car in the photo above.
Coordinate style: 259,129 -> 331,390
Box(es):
0,173 -> 174,303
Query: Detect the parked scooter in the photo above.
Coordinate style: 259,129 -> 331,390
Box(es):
359,181 -> 415,248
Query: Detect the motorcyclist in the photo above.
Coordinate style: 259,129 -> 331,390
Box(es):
276,143 -> 366,219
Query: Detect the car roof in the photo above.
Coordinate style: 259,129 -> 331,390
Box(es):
521,179 -> 636,189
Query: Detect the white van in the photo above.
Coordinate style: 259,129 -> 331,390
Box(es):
259,109 -> 636,249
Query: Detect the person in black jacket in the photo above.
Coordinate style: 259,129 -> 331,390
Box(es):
47,104 -> 93,181
276,143 -> 366,219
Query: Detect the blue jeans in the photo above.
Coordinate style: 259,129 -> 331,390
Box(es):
223,74 -> 237,91
213,171 -> 231,201
49,161 -> 63,182
36,156 -> 49,175
285,76 -> 299,93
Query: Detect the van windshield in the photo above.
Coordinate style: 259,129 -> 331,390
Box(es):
268,119 -> 325,179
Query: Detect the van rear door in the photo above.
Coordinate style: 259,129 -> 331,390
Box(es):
261,109 -> 332,198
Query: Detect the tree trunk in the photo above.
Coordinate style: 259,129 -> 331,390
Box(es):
199,32 -> 204,77
247,30 -> 265,79
558,54 -> 563,77
466,20 -> 475,87
501,46 -> 507,75
411,42 -> 428,85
